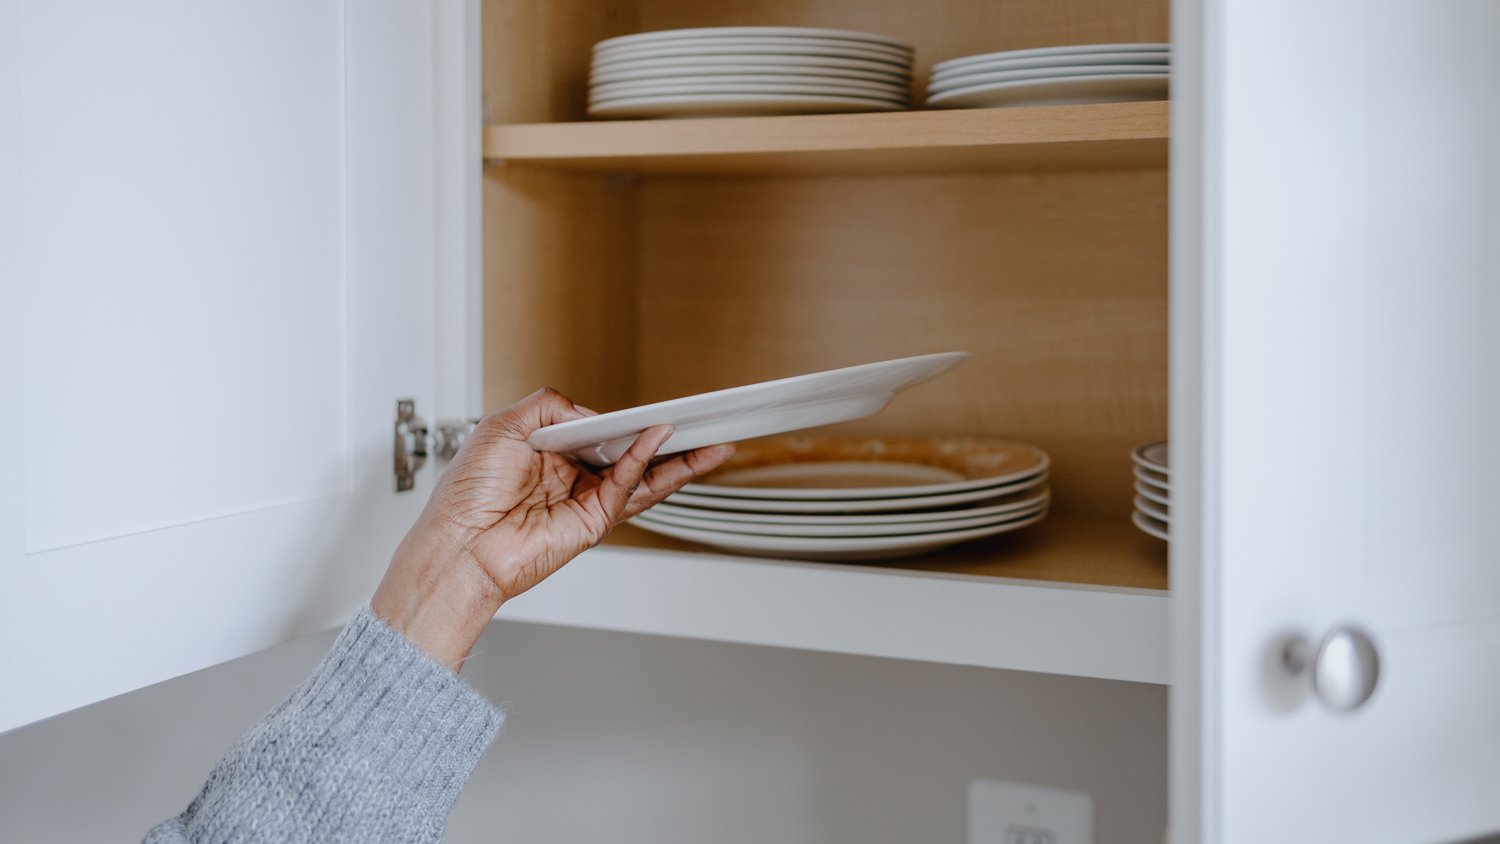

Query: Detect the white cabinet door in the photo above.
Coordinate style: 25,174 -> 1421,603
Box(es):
1175,0 -> 1500,841
0,0 -> 472,732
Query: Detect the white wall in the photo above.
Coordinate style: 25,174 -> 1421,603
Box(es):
0,622 -> 1166,843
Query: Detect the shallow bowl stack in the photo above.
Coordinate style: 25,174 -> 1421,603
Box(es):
926,42 -> 1170,109
588,26 -> 914,119
631,435 -> 1051,561
1131,441 -> 1171,541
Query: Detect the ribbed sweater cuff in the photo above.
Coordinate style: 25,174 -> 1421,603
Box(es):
292,605 -> 505,807
159,606 -> 504,843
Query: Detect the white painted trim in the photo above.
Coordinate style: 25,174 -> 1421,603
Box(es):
433,0 -> 484,419
1171,0 -> 1222,839
499,545 -> 1171,685
0,3 -> 23,711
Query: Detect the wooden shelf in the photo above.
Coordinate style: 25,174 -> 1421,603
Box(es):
497,515 -> 1169,684
483,101 -> 1169,176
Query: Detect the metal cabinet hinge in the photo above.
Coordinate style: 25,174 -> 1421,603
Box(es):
394,399 -> 479,492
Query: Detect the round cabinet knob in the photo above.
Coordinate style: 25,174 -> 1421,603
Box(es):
1282,625 -> 1382,712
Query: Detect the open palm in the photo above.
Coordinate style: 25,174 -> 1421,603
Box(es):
422,388 -> 734,603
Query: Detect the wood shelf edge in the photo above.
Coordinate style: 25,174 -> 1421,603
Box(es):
482,101 -> 1170,173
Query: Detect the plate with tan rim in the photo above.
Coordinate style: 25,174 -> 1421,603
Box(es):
1131,440 -> 1170,475
629,508 -> 1049,561
1133,465 -> 1170,490
682,435 -> 1050,500
1134,479 -> 1170,508
637,495 -> 1048,538
651,484 -> 1050,526
665,472 -> 1047,514
1132,510 -> 1170,542
1134,494 -> 1170,523
594,26 -> 912,53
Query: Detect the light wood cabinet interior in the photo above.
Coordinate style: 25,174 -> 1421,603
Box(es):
481,0 -> 1170,591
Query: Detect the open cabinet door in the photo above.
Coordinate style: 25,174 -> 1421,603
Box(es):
1175,0 -> 1500,841
0,0 -> 478,732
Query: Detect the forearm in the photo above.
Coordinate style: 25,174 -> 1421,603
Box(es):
146,606 -> 503,844
371,517 -> 507,672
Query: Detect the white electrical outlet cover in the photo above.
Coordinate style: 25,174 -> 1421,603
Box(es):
969,779 -> 1093,844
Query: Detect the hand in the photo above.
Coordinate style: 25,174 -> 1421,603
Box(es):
371,388 -> 736,670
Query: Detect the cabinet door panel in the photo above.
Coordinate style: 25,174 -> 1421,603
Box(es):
19,1 -> 349,552
1185,0 -> 1500,841
0,0 -> 446,731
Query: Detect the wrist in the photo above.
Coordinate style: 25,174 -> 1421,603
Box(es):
371,523 -> 504,672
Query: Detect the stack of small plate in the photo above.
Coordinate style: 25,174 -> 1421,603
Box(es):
588,26 -> 914,118
1131,441 -> 1171,541
631,435 -> 1051,561
926,42 -> 1170,109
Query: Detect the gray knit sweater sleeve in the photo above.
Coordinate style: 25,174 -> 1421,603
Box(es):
144,606 -> 504,843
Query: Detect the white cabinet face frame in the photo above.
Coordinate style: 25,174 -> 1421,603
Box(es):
1174,1 -> 1500,841
0,0 -> 478,732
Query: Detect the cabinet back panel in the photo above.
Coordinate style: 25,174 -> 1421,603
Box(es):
482,0 -> 637,124
481,0 -> 1171,519
482,0 -> 1169,123
636,171 -> 1168,518
483,169 -> 640,412
638,0 -> 1169,100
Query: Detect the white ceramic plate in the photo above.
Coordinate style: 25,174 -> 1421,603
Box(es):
591,63 -> 910,85
629,509 -> 1048,561
590,83 -> 908,105
927,73 -> 1169,109
650,485 -> 1050,526
1132,510 -> 1170,542
1134,495 -> 1171,523
591,45 -> 906,71
928,64 -> 1171,95
1134,479 -> 1170,508
932,43 -> 1171,75
596,36 -> 913,63
1133,465 -> 1170,491
684,439 -> 1049,500
591,74 -> 909,97
665,472 -> 1047,514
1132,440 -> 1170,475
929,50 -> 1169,82
588,53 -> 912,76
590,93 -> 907,118
595,26 -> 910,52
528,352 -> 967,465
637,498 -> 1049,538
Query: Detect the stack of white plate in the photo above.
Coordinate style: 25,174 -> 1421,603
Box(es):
588,26 -> 914,118
926,42 -> 1170,109
1131,441 -> 1170,541
631,435 -> 1051,561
